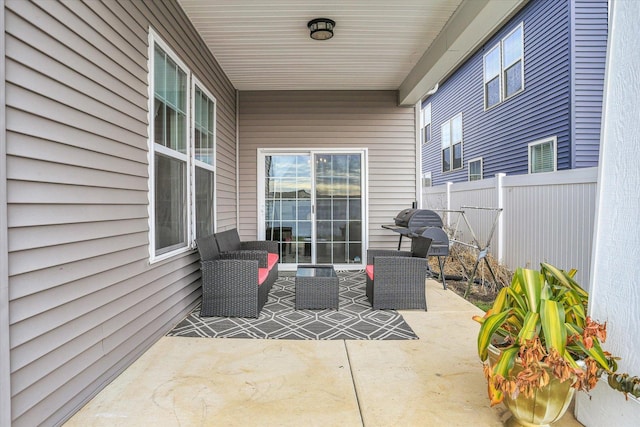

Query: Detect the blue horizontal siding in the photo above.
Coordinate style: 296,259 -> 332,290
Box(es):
572,0 -> 608,168
422,0 -> 606,185
423,0 -> 572,185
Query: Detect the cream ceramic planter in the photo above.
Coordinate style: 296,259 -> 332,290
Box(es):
488,345 -> 575,427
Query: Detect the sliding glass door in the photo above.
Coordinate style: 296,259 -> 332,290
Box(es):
259,150 -> 365,268
263,154 -> 313,264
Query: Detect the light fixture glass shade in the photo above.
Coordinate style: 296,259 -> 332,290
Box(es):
308,18 -> 335,40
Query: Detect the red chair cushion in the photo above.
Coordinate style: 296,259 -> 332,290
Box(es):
258,268 -> 269,285
366,264 -> 374,280
267,253 -> 279,270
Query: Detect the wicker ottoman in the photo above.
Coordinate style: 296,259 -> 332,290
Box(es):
295,265 -> 339,310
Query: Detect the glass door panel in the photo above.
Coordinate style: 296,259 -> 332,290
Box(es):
314,153 -> 362,265
262,151 -> 364,267
265,155 -> 312,264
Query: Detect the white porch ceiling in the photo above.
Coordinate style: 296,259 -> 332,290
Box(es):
177,0 -> 527,105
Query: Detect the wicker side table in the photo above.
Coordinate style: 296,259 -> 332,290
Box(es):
295,265 -> 339,310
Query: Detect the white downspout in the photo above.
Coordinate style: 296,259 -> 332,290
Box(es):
235,89 -> 240,230
415,101 -> 422,208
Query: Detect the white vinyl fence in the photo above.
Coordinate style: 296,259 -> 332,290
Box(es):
422,167 -> 598,287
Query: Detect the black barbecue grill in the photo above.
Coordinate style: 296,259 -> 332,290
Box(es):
382,208 -> 450,289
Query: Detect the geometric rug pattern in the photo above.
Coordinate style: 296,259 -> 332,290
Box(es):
167,270 -> 419,340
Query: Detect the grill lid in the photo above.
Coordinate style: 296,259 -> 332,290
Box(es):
394,208 -> 444,229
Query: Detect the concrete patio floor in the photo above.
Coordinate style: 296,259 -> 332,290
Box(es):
64,279 -> 583,426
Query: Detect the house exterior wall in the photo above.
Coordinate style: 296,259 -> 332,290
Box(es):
238,91 -> 417,252
571,0 -> 608,168
1,1 -> 11,425
3,0 -> 236,425
576,0 -> 640,423
422,0 -> 607,185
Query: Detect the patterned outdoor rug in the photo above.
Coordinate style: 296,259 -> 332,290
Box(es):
167,271 -> 418,340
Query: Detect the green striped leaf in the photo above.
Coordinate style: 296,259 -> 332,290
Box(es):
542,262 -> 588,299
518,268 -> 543,313
491,287 -> 509,313
518,312 -> 540,343
506,287 -> 526,312
477,309 -> 512,361
492,346 -> 519,378
540,299 -> 567,355
574,338 -> 613,371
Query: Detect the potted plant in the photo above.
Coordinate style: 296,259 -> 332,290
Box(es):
473,262 -> 628,426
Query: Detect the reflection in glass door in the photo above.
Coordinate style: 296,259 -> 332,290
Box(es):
315,153 -> 362,264
262,151 -> 364,267
265,155 -> 312,264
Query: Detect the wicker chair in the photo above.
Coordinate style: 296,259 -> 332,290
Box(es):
214,229 -> 279,292
196,232 -> 278,318
365,236 -> 432,310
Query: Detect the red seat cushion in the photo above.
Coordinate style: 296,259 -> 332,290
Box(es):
366,264 -> 374,280
258,268 -> 269,285
267,253 -> 279,270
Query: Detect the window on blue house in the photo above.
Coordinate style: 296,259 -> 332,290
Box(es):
528,137 -> 556,174
441,113 -> 463,172
468,158 -> 483,181
421,103 -> 432,144
484,46 -> 501,108
149,30 -> 217,261
484,23 -> 524,109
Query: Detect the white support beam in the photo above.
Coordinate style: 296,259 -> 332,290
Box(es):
576,0 -> 640,423
398,0 -> 528,106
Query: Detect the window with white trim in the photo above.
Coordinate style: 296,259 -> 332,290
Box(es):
484,23 -> 524,109
421,103 -> 432,144
149,31 -> 216,260
468,158 -> 483,181
528,137 -> 556,174
193,81 -> 217,239
441,113 -> 463,172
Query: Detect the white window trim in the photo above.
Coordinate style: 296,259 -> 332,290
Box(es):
191,76 -> 217,244
468,157 -> 483,181
483,44 -> 501,110
528,136 -> 557,174
148,29 -> 192,263
502,23 -> 525,102
441,113 -> 464,173
421,102 -> 432,144
483,22 -> 525,110
148,29 -> 218,263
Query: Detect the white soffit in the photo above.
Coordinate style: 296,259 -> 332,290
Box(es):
178,0 -> 528,104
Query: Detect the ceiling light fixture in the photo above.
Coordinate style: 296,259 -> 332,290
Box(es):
307,18 -> 335,41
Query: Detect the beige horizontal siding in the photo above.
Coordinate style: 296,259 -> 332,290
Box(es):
7,110 -> 149,161
4,0 -> 237,425
238,90 -> 417,250
8,204 -> 149,227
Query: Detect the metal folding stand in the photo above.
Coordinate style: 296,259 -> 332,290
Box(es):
434,206 -> 503,298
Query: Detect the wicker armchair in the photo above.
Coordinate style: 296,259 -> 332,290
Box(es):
196,231 -> 278,318
214,229 -> 279,292
365,237 -> 432,310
